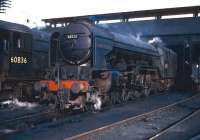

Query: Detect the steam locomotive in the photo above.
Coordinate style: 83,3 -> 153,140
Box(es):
37,21 -> 177,110
0,20 -> 49,100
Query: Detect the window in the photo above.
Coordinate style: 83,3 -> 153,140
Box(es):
17,39 -> 21,48
0,38 -> 4,52
14,32 -> 23,49
0,39 -> 9,53
3,40 -> 9,52
0,30 -> 9,53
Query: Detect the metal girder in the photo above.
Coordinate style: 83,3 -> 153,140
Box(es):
42,6 -> 200,24
98,17 -> 200,37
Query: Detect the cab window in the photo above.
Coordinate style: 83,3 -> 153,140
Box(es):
0,30 -> 9,53
17,39 -> 21,48
13,32 -> 23,49
13,32 -> 32,50
0,38 -> 4,52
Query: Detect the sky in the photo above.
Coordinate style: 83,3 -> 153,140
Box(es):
0,0 -> 200,27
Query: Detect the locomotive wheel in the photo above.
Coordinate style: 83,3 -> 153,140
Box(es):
127,91 -> 135,101
110,91 -> 117,105
121,89 -> 126,102
133,90 -> 142,98
0,81 -> 2,92
142,87 -> 151,97
121,89 -> 129,102
85,102 -> 96,113
109,92 -> 115,104
20,86 -> 33,101
196,85 -> 200,92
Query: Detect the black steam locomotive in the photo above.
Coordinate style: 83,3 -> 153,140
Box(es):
40,21 -> 177,110
0,20 -> 49,100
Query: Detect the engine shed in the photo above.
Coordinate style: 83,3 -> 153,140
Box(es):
43,6 -> 200,90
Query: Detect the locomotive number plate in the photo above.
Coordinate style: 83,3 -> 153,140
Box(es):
10,56 -> 28,64
66,34 -> 78,39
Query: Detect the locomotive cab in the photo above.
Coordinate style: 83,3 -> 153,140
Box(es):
0,21 -> 33,93
9,31 -> 32,77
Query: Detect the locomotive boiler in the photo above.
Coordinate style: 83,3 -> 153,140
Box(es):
41,21 -> 177,110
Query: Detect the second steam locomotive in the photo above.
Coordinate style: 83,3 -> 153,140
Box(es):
36,21 -> 177,110
0,20 -> 49,101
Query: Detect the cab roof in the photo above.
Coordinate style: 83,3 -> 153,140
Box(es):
0,20 -> 31,34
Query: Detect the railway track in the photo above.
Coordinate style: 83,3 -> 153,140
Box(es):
0,104 -> 57,135
64,93 -> 200,140
189,134 -> 200,140
148,108 -> 200,140
0,110 -> 56,128
0,91 -> 173,132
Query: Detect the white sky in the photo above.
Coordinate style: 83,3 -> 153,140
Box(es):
0,0 -> 200,27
